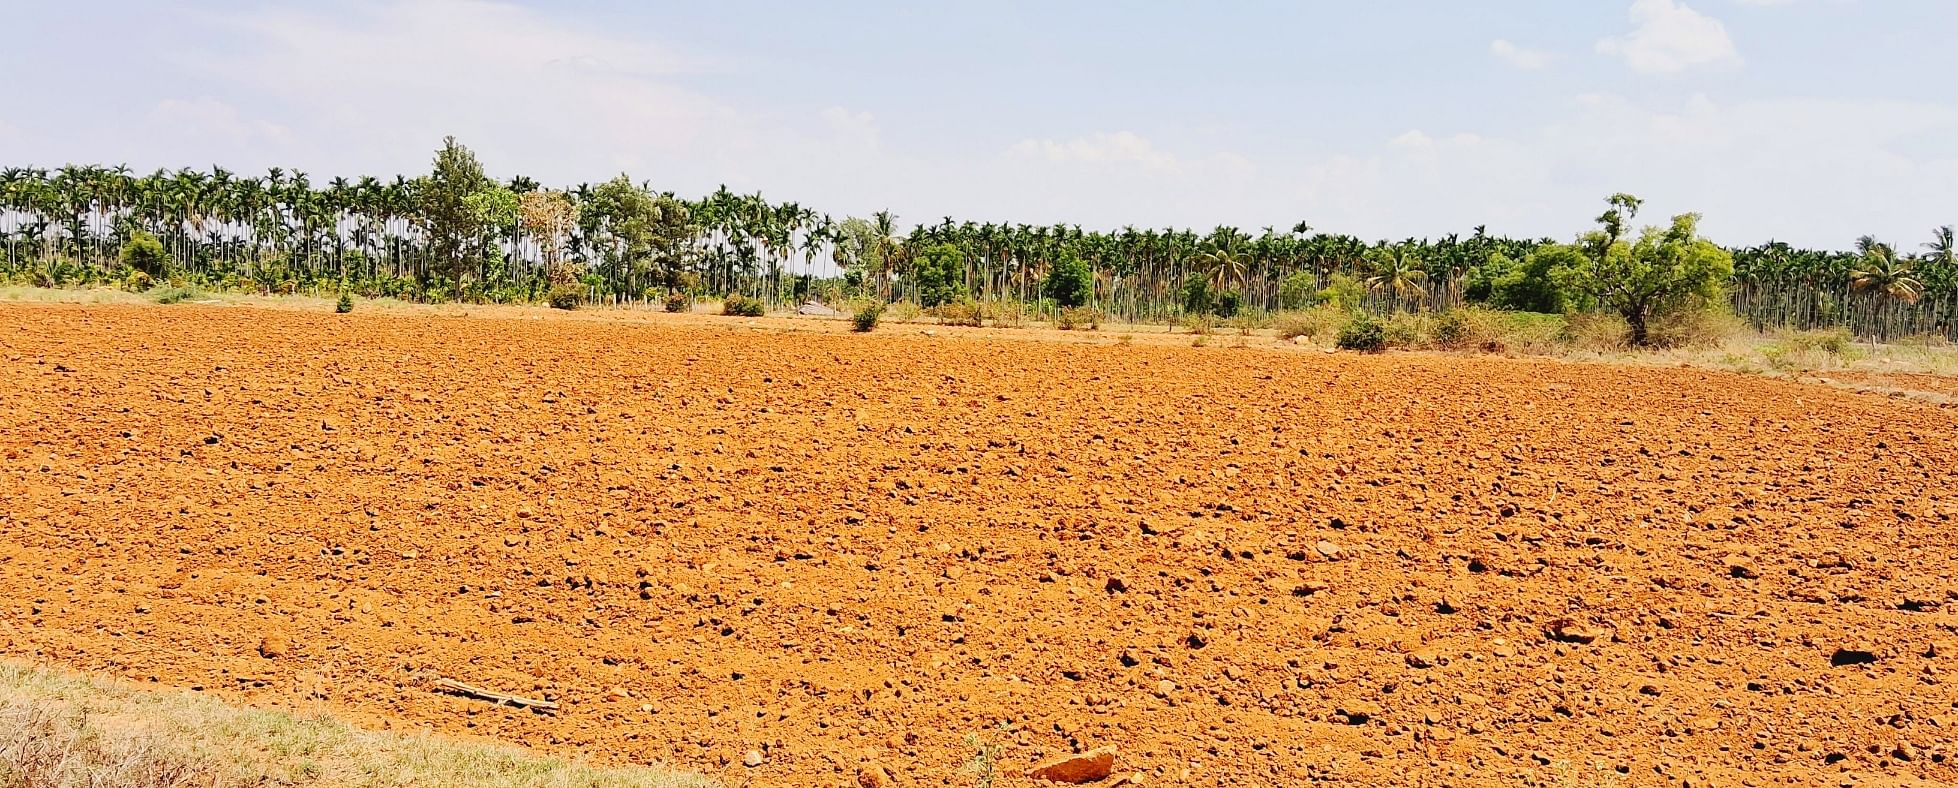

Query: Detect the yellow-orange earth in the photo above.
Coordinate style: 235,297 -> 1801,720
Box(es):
2,303 -> 1955,786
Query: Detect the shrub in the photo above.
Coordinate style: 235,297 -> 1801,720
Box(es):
123,271 -> 153,292
152,286 -> 203,305
1275,306 -> 1349,341
1042,252 -> 1094,309
1336,316 -> 1386,353
1182,315 -> 1215,335
1180,274 -> 1214,316
1318,272 -> 1366,311
1056,306 -> 1100,331
275,279 -> 297,296
1645,306 -> 1740,349
721,294 -> 765,317
1277,271 -> 1318,311
883,301 -> 921,322
987,300 -> 1029,329
931,301 -> 983,327
1381,312 -> 1432,349
1563,312 -> 1630,352
1215,291 -> 1243,319
335,292 -> 354,314
852,303 -> 883,332
547,284 -> 583,310
118,231 -> 171,276
663,292 -> 693,313
1432,309 -> 1474,349
912,244 -> 966,308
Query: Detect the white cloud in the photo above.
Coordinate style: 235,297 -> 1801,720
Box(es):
1596,0 -> 1741,74
1490,39 -> 1556,70
147,98 -> 292,152
1005,131 -> 1180,171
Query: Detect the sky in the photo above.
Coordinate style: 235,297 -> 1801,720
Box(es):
3,0 -> 1954,249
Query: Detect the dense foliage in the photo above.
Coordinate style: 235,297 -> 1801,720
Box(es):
2,140 -> 1954,339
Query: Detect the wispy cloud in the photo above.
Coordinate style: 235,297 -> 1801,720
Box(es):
1596,0 -> 1741,74
1490,39 -> 1556,70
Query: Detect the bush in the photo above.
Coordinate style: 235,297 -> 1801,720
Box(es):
722,294 -> 765,317
852,303 -> 883,332
335,292 -> 354,314
1645,306 -> 1740,349
1381,312 -> 1432,349
1275,306 -> 1348,341
912,244 -> 966,308
1563,312 -> 1630,352
1180,274 -> 1214,316
118,231 -> 171,276
931,301 -> 983,327
152,286 -> 203,305
987,300 -> 1030,329
547,284 -> 583,310
1042,253 -> 1094,309
1336,316 -> 1386,353
1182,315 -> 1215,335
1277,271 -> 1318,311
1215,291 -> 1243,319
663,292 -> 693,313
123,271 -> 153,292
1318,273 -> 1366,311
1056,306 -> 1100,331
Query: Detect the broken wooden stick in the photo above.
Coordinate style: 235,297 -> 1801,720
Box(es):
433,677 -> 560,711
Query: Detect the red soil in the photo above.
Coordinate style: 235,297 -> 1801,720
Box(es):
2,304 -> 1956,787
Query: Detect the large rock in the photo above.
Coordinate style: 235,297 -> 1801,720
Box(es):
1028,745 -> 1117,783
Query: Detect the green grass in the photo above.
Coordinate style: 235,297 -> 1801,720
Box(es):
0,661 -> 715,788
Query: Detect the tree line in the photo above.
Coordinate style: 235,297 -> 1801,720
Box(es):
2,138 -> 1952,342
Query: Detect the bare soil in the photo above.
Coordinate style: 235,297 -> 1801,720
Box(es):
3,303 -> 1956,787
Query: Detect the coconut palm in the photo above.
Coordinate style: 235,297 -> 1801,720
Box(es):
1365,244 -> 1430,312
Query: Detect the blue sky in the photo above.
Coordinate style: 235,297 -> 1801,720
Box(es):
4,0 -> 1954,248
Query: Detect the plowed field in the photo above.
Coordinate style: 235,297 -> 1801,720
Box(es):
3,304 -> 1956,787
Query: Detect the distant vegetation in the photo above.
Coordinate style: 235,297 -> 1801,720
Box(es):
2,138 -> 1953,343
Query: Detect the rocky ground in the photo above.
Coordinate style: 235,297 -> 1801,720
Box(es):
2,303 -> 1955,787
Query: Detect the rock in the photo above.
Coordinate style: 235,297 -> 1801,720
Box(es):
1028,745 -> 1117,783
1724,555 -> 1760,579
1546,619 -> 1607,645
257,634 -> 290,659
1315,540 -> 1343,560
856,764 -> 898,788
1830,648 -> 1878,667
742,749 -> 764,768
604,686 -> 631,701
1405,649 -> 1440,669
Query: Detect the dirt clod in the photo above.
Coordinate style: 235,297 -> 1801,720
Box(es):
1027,746 -> 1116,783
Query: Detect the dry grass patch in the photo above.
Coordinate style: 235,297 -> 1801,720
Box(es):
0,661 -> 715,788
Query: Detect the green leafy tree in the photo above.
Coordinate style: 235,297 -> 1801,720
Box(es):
1488,246 -> 1587,313
1277,270 -> 1318,310
412,137 -> 497,282
911,243 -> 965,307
1180,272 -> 1214,315
118,230 -> 171,276
1555,194 -> 1734,346
1042,251 -> 1093,308
1317,272 -> 1366,311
